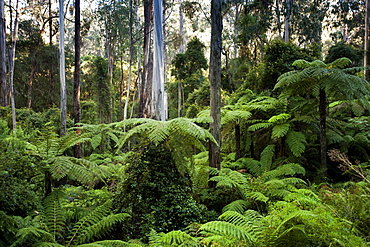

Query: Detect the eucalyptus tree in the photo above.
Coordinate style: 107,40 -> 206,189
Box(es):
59,0 -> 66,136
275,58 -> 370,179
329,0 -> 365,44
0,0 -> 5,107
152,0 -> 166,120
74,0 -> 81,157
209,0 -> 223,175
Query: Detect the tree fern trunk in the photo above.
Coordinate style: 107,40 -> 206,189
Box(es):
235,124 -> 241,160
319,89 -> 327,180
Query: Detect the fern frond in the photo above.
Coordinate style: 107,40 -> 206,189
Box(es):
67,200 -> 113,246
222,110 -> 252,125
160,230 -> 198,246
245,192 -> 269,203
328,57 -> 352,69
233,158 -> 262,176
286,130 -> 306,157
48,157 -> 109,187
248,122 -> 273,132
200,221 -> 255,245
264,163 -> 305,180
84,240 -> 143,247
222,200 -> 251,214
33,242 -> 65,247
271,123 -> 290,139
292,59 -> 311,69
10,227 -> 56,247
42,190 -> 66,241
73,213 -> 130,245
273,210 -> 316,235
268,113 -> 291,124
260,145 -> 275,172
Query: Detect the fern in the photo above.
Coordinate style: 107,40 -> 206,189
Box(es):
79,240 -> 143,247
260,145 -> 275,172
286,130 -> 306,157
10,227 -> 56,247
66,200 -> 120,246
271,123 -> 290,139
42,190 -> 66,241
48,156 -> 109,187
200,221 -> 255,245
222,200 -> 251,214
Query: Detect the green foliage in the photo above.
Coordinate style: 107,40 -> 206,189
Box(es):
10,189 -> 130,246
112,144 -> 209,240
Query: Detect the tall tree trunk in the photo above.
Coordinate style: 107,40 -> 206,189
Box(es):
365,0 -> 369,81
124,0 -> 133,124
209,0 -> 223,184
49,0 -> 55,106
275,0 -> 282,39
284,0 -> 292,43
139,0 -> 153,118
319,89 -> 327,180
74,0 -> 81,158
59,0 -> 67,136
177,0 -> 184,117
152,0 -> 165,121
0,0 -> 6,107
8,0 -> 19,132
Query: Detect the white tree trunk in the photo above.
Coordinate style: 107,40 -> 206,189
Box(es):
9,0 -> 19,132
152,0 -> 166,121
59,0 -> 67,135
365,0 -> 369,80
284,0 -> 292,43
0,0 -> 7,107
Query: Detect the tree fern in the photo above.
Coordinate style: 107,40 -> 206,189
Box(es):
200,221 -> 255,245
42,190 -> 66,241
285,130 -> 306,157
222,200 -> 251,214
67,200 -> 129,246
47,156 -> 109,188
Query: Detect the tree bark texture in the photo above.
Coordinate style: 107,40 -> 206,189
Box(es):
365,0 -> 369,80
152,0 -> 165,121
284,0 -> 292,43
59,0 -> 67,136
0,0 -> 6,107
139,0 -> 153,118
319,89 -> 327,179
74,0 -> 81,158
209,0 -> 223,176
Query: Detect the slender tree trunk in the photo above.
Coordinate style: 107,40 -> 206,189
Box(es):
59,0 -> 67,136
365,0 -> 369,80
152,0 -> 165,121
319,89 -> 327,180
0,0 -> 6,107
209,0 -> 223,186
235,124 -> 241,160
124,0 -> 133,124
49,0 -> 55,106
276,0 -> 282,39
177,0 -> 184,117
139,0 -> 153,118
284,0 -> 292,43
8,0 -> 19,132
74,0 -> 81,158
27,61 -> 36,108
